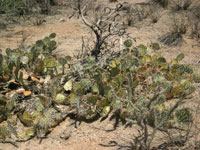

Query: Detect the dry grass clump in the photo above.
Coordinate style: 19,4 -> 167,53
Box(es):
152,0 -> 200,46
151,0 -> 168,8
168,0 -> 194,11
158,13 -> 189,46
122,2 -> 159,27
109,0 -> 118,2
0,0 -> 57,15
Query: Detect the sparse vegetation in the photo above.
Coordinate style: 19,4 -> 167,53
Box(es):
169,0 -> 193,11
77,3 -> 128,60
0,32 -> 199,149
0,0 -> 56,15
158,14 -> 189,46
151,0 -> 168,8
109,0 -> 118,2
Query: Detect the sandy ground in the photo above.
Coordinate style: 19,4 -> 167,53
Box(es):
0,0 -> 200,149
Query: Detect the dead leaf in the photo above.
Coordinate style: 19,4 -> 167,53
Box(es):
23,91 -> 32,97
16,88 -> 25,94
31,76 -> 40,83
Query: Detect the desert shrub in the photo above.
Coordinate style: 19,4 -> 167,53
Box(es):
188,4 -> 200,40
124,2 -> 154,27
0,34 -> 199,149
0,0 -> 25,15
0,0 -> 56,15
158,13 -> 189,46
151,0 -> 168,8
169,0 -> 193,11
148,3 -> 163,24
192,6 -> 200,20
0,33 -> 72,141
158,32 -> 183,46
109,0 -> 117,2
68,0 -> 97,17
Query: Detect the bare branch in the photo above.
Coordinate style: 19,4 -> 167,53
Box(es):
76,2 -> 129,60
81,6 -> 93,28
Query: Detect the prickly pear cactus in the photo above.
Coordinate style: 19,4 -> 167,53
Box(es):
0,35 -> 198,144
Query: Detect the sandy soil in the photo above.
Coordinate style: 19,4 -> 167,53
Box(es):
0,0 -> 200,150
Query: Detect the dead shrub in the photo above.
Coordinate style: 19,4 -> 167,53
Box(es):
169,0 -> 194,11
190,21 -> 200,40
151,0 -> 169,8
192,6 -> 200,20
68,0 -> 98,18
159,32 -> 183,46
123,2 -> 153,27
158,13 -> 189,46
109,0 -> 117,2
148,3 -> 163,24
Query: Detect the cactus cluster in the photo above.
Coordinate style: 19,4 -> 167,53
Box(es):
0,34 -> 199,144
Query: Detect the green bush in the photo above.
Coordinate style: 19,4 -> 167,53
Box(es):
0,36 -> 198,149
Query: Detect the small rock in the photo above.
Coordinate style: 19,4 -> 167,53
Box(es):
60,130 -> 71,140
59,18 -> 65,22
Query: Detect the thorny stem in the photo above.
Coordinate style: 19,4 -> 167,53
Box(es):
148,93 -> 186,148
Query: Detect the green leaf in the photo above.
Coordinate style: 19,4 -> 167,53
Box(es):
184,66 -> 193,74
59,58 -> 67,65
97,98 -> 110,110
138,44 -> 147,55
193,74 -> 200,83
131,47 -> 139,56
17,127 -> 35,139
49,33 -> 56,39
43,37 -> 51,45
48,41 -> 57,51
157,57 -> 166,63
80,78 -> 92,91
152,72 -> 165,83
6,48 -> 12,56
172,85 -> 184,97
124,40 -> 133,48
53,94 -> 67,104
36,40 -> 44,47
87,95 -> 99,104
175,108 -> 192,124
101,106 -> 111,118
151,42 -> 160,50
64,79 -> 73,91
144,55 -> 152,63
34,100 -> 45,112
43,57 -> 57,68
19,111 -> 35,127
65,56 -> 72,62
176,53 -> 185,62
180,79 -> 191,89
0,126 -> 11,142
73,82 -> 84,95
110,68 -> 120,77
185,86 -> 196,95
